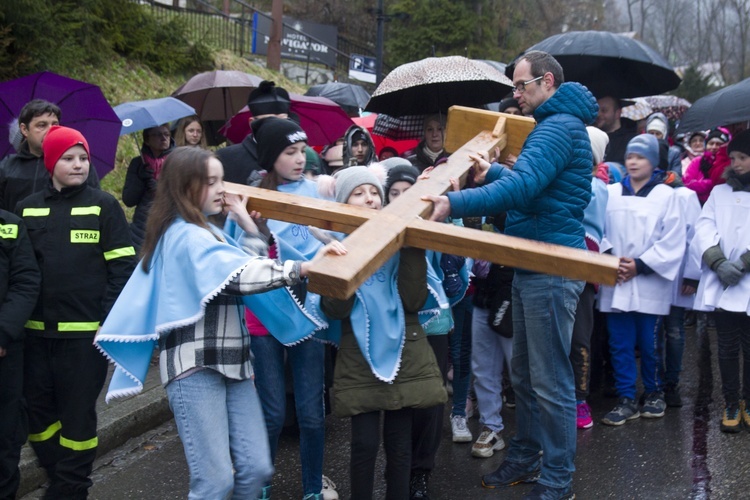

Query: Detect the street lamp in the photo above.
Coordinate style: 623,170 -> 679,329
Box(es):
368,0 -> 409,84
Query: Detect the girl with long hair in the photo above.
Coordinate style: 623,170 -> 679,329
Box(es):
96,146 -> 343,499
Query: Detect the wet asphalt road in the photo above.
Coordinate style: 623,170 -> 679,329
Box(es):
22,322 -> 750,499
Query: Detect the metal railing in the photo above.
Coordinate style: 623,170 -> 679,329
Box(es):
139,0 -> 381,84
142,0 -> 254,56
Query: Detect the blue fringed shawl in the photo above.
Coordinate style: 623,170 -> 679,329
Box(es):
95,219 -> 325,401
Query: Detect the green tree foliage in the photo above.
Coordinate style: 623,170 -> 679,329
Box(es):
384,0 -> 479,66
673,65 -> 716,104
0,0 -> 212,81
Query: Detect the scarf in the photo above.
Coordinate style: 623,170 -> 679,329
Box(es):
726,169 -> 750,192
306,232 -> 450,381
95,219 -> 324,401
141,143 -> 172,180
421,144 -> 443,164
308,252 -> 405,382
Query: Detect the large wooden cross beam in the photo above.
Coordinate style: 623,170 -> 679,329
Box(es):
226,106 -> 619,300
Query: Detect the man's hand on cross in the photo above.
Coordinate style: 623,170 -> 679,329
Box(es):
422,194 -> 451,222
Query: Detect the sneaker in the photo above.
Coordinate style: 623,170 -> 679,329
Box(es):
471,426 -> 505,458
601,397 -> 640,426
641,392 -> 667,418
522,482 -> 575,499
503,386 -> 516,409
409,471 -> 430,499
321,475 -> 338,500
741,400 -> 750,429
721,402 -> 742,433
576,401 -> 593,429
664,384 -> 683,408
451,414 -> 473,443
481,458 -> 541,488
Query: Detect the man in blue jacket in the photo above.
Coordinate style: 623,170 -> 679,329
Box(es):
425,50 -> 597,500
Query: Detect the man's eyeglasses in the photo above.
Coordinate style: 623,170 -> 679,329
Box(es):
513,76 -> 543,94
149,132 -> 171,138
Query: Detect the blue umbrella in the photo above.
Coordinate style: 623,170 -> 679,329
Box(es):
114,97 -> 196,135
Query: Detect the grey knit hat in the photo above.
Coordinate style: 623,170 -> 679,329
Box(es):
625,133 -> 659,168
334,166 -> 385,204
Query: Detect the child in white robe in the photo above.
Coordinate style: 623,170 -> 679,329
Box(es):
598,134 -> 686,426
692,129 -> 750,432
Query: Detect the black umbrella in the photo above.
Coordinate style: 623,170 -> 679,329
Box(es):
676,77 -> 750,133
505,31 -> 681,99
305,82 -> 371,117
475,59 -> 507,75
365,56 -> 513,117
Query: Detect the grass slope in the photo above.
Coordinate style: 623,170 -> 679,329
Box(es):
63,50 -> 306,216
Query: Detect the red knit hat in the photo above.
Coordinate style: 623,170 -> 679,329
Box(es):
42,125 -> 90,174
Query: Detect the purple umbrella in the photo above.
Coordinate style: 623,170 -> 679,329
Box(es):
0,71 -> 121,179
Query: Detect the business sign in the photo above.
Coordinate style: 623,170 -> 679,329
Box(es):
252,14 -> 338,68
349,54 -> 377,84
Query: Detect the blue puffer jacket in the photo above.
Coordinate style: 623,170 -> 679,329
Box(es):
448,82 -> 597,252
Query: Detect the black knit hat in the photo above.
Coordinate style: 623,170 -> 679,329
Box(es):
497,98 -> 520,113
728,129 -> 750,157
251,117 -> 307,169
706,127 -> 730,145
384,161 -> 419,202
247,81 -> 291,116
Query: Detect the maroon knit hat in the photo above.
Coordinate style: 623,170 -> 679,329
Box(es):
42,125 -> 90,174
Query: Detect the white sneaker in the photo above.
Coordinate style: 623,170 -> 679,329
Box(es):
321,475 -> 339,500
451,414 -> 473,442
471,426 -> 505,458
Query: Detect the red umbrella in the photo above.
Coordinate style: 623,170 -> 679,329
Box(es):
352,113 -> 376,130
220,94 -> 353,147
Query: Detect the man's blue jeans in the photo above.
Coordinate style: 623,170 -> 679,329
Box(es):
166,370 -> 274,500
251,335 -> 326,495
506,273 -> 583,489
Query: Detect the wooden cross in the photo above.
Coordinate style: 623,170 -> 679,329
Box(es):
226,106 -> 619,300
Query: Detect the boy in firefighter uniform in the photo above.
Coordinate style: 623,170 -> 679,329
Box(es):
16,126 -> 136,499
0,209 -> 40,498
